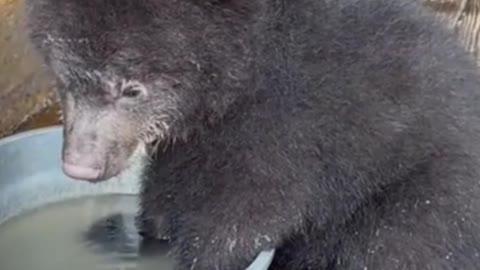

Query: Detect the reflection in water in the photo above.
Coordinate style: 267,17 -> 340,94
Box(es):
0,194 -> 175,270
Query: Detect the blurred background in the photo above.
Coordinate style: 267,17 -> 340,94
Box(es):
0,0 -> 479,138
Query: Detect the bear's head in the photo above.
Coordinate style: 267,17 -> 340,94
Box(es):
25,0 -> 257,181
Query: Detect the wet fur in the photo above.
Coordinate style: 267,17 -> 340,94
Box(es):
25,0 -> 480,269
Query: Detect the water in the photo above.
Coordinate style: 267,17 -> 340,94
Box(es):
0,194 -> 175,270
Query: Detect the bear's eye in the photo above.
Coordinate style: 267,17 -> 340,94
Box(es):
119,79 -> 146,99
122,86 -> 142,98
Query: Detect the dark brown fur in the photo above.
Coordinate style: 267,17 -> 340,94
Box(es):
25,0 -> 480,269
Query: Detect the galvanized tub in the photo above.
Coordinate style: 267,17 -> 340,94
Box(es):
0,126 -> 275,270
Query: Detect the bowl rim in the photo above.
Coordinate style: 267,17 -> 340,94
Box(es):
0,125 -> 64,147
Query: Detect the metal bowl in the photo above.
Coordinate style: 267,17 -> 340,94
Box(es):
0,126 -> 275,270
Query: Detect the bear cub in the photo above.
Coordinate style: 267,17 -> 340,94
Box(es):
25,0 -> 480,269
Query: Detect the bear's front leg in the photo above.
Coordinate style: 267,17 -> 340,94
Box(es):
137,131 -> 313,269
135,171 -> 175,241
172,213 -> 282,270
169,188 -> 304,270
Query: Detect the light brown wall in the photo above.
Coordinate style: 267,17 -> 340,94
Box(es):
0,0 -> 56,138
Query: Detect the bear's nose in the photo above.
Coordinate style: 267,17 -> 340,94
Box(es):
62,162 -> 102,181
62,151 -> 103,181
